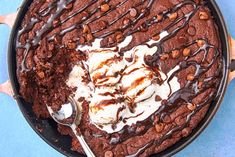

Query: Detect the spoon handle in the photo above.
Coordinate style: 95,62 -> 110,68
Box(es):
71,124 -> 96,157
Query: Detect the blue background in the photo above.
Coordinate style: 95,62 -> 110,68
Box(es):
0,1 -> 234,157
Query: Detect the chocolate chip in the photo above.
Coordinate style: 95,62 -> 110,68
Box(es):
101,3 -> 110,12
187,26 -> 196,36
183,48 -> 191,57
161,99 -> 168,105
162,114 -> 171,123
187,73 -> 195,81
125,57 -> 133,62
79,36 -> 86,44
156,14 -> 163,21
199,11 -> 209,20
155,95 -> 162,102
155,123 -> 164,133
105,151 -> 113,157
83,24 -> 90,34
171,50 -> 180,59
78,97 -> 85,102
130,8 -> 138,17
37,71 -> 45,78
160,54 -> 169,61
187,103 -> 196,111
182,127 -> 191,137
114,47 -> 119,52
152,34 -> 160,41
169,12 -> 178,21
86,33 -> 94,42
197,40 -> 206,47
123,18 -> 130,25
67,40 -> 77,49
115,32 -> 124,42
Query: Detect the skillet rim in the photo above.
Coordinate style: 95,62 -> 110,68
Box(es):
7,0 -> 230,156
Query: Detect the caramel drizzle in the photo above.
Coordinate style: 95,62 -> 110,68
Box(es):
17,0 -> 152,71
126,90 -> 218,157
92,55 -> 122,73
16,0 -> 223,156
124,40 -> 222,156
108,2 -> 221,156
109,1 -> 201,141
110,40 -> 221,152
95,97 -> 124,108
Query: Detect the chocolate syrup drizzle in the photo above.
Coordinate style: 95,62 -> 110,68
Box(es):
16,0 -> 223,156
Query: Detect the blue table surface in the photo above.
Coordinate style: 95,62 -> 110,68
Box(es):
0,1 -> 235,157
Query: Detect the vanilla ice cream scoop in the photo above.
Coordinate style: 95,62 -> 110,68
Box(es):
67,32 -> 180,133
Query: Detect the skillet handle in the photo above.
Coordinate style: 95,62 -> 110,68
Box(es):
229,36 -> 235,82
0,80 -> 13,97
0,12 -> 17,28
0,12 -> 17,97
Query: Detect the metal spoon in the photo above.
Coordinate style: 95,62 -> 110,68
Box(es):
46,96 -> 95,157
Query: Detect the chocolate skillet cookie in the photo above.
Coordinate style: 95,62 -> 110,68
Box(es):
16,0 -> 223,157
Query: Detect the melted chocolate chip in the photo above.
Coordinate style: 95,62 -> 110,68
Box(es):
16,0 -> 223,156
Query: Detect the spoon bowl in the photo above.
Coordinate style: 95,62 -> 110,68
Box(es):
47,96 -> 78,126
46,96 -> 95,157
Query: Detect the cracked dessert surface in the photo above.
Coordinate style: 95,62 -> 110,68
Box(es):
16,0 -> 223,156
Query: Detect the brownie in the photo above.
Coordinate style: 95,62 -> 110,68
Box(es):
16,0 -> 223,157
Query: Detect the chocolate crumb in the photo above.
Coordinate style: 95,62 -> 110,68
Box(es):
78,97 -> 85,102
155,95 -> 162,102
125,57 -> 133,62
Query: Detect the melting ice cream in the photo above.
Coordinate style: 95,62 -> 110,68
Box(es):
67,32 -> 180,133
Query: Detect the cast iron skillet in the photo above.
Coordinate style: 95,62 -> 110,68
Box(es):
0,0 -> 235,156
